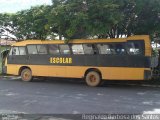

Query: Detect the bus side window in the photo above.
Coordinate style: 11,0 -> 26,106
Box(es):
19,47 -> 26,55
27,45 -> 38,55
48,44 -> 60,55
127,41 -> 143,55
37,45 -> 47,54
97,44 -> 115,55
9,47 -> 13,56
72,44 -> 84,55
59,45 -> 71,55
83,44 -> 94,55
115,44 -> 126,55
10,47 -> 19,55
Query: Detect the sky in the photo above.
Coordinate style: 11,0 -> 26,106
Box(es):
0,0 -> 52,13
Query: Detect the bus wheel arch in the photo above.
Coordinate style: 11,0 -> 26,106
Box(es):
19,66 -> 32,82
84,68 -> 102,87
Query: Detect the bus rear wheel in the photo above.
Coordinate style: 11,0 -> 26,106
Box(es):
85,71 -> 101,87
21,68 -> 32,82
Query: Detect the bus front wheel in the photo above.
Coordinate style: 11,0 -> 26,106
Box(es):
21,68 -> 32,82
85,71 -> 101,87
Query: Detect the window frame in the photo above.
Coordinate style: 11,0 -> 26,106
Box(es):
9,47 -> 13,56
27,44 -> 48,55
36,44 -> 48,55
9,46 -> 28,56
70,43 -> 98,55
96,42 -> 127,55
48,44 -> 60,55
59,44 -> 71,55
82,44 -> 97,55
126,40 -> 145,56
18,46 -> 27,55
71,44 -> 85,55
27,44 -> 38,55
9,46 -> 20,56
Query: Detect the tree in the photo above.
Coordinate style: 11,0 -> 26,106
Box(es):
49,0 -> 89,39
1,0 -> 160,40
0,13 -> 16,40
95,0 -> 160,39
49,0 -> 122,39
110,0 -> 160,39
11,5 -> 51,40
134,0 -> 160,38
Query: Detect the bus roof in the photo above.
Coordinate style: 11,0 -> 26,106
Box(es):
11,35 -> 150,46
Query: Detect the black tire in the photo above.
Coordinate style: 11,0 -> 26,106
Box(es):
85,71 -> 101,87
21,68 -> 32,82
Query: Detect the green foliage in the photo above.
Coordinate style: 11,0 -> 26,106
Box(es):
152,48 -> 159,57
134,0 -> 160,36
48,0 -> 89,39
11,5 -> 51,40
0,13 -> 14,39
49,0 -> 160,39
0,0 -> 160,40
49,0 -> 122,39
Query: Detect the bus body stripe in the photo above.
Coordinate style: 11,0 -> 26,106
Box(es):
7,55 -> 151,68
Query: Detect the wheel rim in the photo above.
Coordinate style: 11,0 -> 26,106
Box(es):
86,71 -> 101,87
89,74 -> 97,83
22,70 -> 31,81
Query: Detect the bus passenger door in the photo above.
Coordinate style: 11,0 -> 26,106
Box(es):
1,49 -> 9,74
7,46 -> 28,75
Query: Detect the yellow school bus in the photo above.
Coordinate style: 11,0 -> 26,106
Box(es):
3,35 -> 152,86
